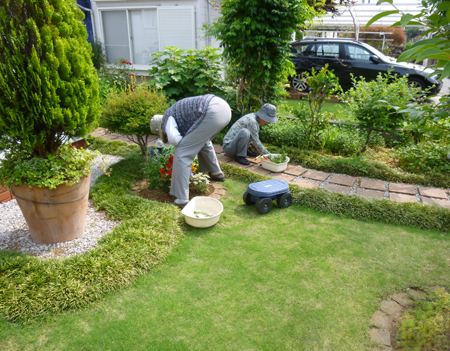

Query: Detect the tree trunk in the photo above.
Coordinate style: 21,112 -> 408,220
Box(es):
358,128 -> 373,156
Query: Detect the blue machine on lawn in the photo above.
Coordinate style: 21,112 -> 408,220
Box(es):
243,179 -> 293,214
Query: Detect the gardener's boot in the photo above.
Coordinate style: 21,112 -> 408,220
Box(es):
235,156 -> 250,165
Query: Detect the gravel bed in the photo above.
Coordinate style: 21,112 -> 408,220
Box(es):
0,154 -> 124,259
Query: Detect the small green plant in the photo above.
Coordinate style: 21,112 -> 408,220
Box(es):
303,64 -> 342,117
97,59 -> 137,103
292,65 -> 342,148
396,289 -> 450,350
101,83 -> 169,162
341,71 -> 420,155
0,144 -> 97,189
143,145 -> 175,192
394,141 -> 450,174
262,153 -> 288,164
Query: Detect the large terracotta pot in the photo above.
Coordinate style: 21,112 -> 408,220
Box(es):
11,175 -> 91,245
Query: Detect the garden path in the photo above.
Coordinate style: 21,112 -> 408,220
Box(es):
91,128 -> 450,210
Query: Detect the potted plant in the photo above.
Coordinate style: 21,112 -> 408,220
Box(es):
0,0 -> 101,244
259,153 -> 290,172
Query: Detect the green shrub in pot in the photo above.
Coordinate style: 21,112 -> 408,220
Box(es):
0,0 -> 101,244
0,0 -> 100,180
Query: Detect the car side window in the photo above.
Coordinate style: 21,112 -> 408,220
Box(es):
315,43 -> 339,58
345,44 -> 372,61
292,44 -> 313,56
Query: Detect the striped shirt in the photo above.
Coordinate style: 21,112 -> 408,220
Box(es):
161,94 -> 215,137
223,113 -> 269,155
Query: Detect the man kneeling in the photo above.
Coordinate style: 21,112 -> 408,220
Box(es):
222,103 -> 278,165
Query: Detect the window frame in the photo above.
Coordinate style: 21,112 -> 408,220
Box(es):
97,5 -> 195,71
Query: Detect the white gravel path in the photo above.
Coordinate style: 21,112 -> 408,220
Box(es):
0,154 -> 124,259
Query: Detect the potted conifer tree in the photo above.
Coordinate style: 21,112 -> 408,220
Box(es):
0,0 -> 101,244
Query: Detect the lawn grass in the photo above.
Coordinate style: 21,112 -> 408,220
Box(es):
280,99 -> 353,121
1,179 -> 450,350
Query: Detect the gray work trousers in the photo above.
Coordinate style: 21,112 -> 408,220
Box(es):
170,97 -> 231,203
223,129 -> 251,158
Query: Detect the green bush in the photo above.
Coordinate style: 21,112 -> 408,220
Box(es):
342,71 -> 420,155
86,136 -> 139,157
395,141 -> 450,174
0,144 -> 97,189
101,83 -> 169,162
220,162 -> 450,233
396,289 -> 450,350
319,125 -> 385,156
267,145 -> 450,189
259,117 -> 308,148
148,46 -> 235,105
260,118 -> 385,156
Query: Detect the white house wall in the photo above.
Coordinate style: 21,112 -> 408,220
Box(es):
91,0 -> 222,73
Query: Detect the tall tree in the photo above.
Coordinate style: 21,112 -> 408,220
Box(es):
206,0 -> 319,114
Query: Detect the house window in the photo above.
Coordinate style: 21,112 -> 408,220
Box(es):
101,7 -> 195,65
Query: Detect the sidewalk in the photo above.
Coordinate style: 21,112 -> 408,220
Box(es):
92,128 -> 450,210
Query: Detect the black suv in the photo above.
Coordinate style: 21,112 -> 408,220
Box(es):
290,38 -> 443,94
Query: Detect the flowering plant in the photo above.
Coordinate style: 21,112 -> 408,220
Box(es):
159,154 -> 173,192
143,145 -> 175,192
189,172 -> 210,194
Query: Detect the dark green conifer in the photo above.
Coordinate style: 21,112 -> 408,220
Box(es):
0,0 -> 100,157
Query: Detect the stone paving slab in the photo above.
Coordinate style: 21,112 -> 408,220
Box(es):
421,197 -> 450,209
210,193 -> 222,200
294,178 -> 321,188
271,173 -> 296,182
372,310 -> 392,329
380,300 -> 403,317
249,166 -> 272,175
217,154 -> 233,163
389,183 -> 415,195
214,189 -> 227,195
90,129 -> 106,137
356,188 -> 383,200
390,193 -> 417,203
284,165 -> 307,176
324,183 -> 351,195
329,174 -> 357,187
247,156 -> 261,164
228,161 -> 252,169
214,145 -> 224,154
392,292 -> 413,307
418,187 -> 448,199
102,133 -> 121,140
302,170 -> 330,181
407,288 -> 426,300
360,179 -> 386,191
370,328 -> 391,346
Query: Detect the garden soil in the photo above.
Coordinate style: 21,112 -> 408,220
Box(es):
134,181 -> 215,204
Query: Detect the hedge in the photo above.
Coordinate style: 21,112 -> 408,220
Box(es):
268,145 -> 450,189
220,163 -> 450,233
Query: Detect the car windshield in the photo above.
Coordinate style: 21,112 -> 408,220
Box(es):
359,42 -> 394,62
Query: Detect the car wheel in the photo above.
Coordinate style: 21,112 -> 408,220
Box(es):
255,198 -> 273,214
290,73 -> 309,92
408,77 -> 426,91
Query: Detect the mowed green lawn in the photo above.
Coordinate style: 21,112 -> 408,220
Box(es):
1,179 -> 450,350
